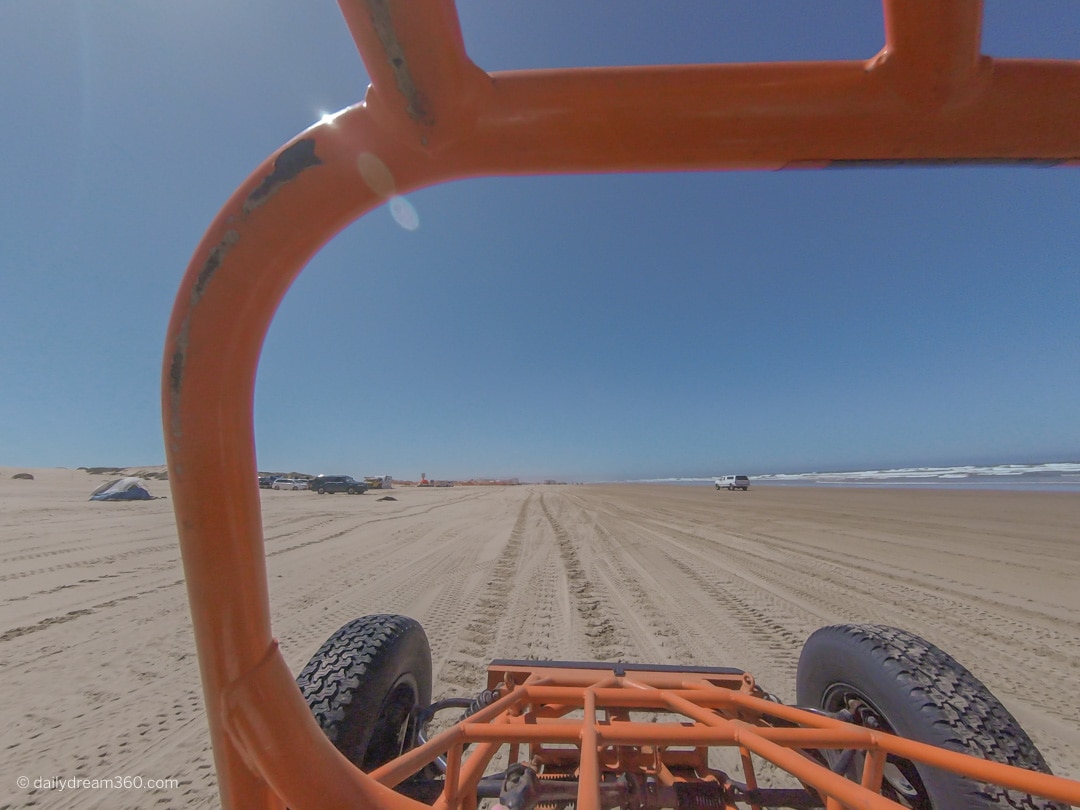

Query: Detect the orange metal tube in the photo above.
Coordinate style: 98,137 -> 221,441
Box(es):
668,694 -> 1080,807
739,746 -> 762,810
449,721 -> 888,751
578,688 -> 602,810
710,680 -> 1080,803
882,0 -> 984,96
446,716 -> 511,810
222,641 -> 422,810
163,104 -> 438,808
164,3 -> 1080,808
436,743 -> 462,810
875,733 -> 1080,806
432,715 -> 1080,806
337,0 -> 485,136
664,694 -> 903,810
369,683 -> 524,788
522,684 -> 745,706
861,749 -> 887,794
387,60 -> 1080,179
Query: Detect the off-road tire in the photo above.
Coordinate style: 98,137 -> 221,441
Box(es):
796,624 -> 1063,809
296,614 -> 432,771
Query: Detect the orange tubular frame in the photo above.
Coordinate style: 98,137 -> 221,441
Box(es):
162,2 -> 1080,809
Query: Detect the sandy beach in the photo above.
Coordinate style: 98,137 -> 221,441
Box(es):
1,467 -> 1078,808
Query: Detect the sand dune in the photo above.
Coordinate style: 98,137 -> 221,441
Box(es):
1,467 -> 1078,807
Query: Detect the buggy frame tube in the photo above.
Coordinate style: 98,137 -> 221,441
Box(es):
163,1 -> 1080,808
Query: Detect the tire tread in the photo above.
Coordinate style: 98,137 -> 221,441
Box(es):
798,624 -> 1063,810
296,614 -> 424,747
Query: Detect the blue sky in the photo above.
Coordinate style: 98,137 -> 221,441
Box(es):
2,2 -> 1079,482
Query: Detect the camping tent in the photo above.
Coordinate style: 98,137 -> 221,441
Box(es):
89,477 -> 156,501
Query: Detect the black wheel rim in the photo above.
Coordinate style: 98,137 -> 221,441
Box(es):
821,683 -> 933,810
360,679 -> 420,772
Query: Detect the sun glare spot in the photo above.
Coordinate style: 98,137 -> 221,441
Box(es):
317,110 -> 344,127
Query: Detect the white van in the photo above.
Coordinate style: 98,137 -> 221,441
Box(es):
715,475 -> 750,491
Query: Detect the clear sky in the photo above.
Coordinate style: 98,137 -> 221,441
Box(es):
2,2 -> 1079,483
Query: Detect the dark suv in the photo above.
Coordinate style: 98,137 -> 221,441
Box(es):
309,475 -> 368,495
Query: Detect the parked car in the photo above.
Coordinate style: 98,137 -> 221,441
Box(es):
715,475 -> 750,491
309,475 -> 368,495
272,478 -> 305,490
258,476 -> 275,489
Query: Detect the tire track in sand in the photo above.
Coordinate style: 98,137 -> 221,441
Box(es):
651,519 -> 1080,725
435,494 -> 530,692
538,493 -> 636,662
548,492 -> 696,664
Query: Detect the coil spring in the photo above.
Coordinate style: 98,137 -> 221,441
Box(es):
673,782 -> 727,810
460,687 -> 502,720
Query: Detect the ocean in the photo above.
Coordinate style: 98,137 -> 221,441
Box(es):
630,462 -> 1080,492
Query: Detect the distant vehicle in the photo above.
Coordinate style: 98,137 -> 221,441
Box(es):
272,478 -> 304,490
715,475 -> 750,491
310,475 -> 368,495
258,476 -> 275,489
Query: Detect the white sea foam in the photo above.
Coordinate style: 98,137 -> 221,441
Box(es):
768,462 -> 1077,479
752,461 -> 1080,489
628,462 -> 1080,490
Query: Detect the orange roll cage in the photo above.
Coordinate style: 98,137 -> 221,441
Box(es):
162,2 -> 1080,808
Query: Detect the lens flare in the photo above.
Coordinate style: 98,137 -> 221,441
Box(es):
356,152 -> 397,198
390,195 -> 419,231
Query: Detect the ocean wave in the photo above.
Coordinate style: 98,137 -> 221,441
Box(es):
626,462 -> 1080,490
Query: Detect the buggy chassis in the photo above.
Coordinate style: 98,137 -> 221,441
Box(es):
162,2 -> 1080,808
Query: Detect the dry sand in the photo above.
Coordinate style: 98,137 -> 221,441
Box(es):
1,466 -> 1078,808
